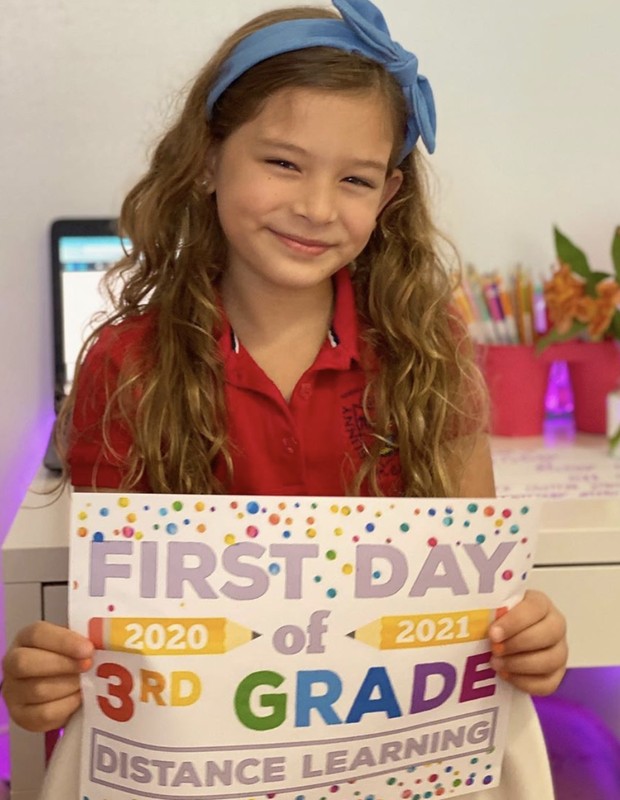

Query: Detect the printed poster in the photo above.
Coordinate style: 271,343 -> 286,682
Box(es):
70,494 -> 540,800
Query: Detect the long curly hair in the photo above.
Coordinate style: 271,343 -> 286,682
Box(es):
57,4 -> 487,497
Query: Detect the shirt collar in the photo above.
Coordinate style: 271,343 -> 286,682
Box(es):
218,267 -> 361,369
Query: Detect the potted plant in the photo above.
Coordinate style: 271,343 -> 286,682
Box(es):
537,226 -> 620,433
539,226 -> 620,345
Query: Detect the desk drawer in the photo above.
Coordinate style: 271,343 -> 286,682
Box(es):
43,583 -> 68,628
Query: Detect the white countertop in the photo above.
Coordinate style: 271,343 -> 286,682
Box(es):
491,426 -> 620,566
5,428 -> 620,577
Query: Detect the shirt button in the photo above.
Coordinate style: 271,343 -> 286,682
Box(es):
299,382 -> 312,400
282,436 -> 298,454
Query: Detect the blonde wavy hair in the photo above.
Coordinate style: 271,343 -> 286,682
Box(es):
57,4 -> 487,497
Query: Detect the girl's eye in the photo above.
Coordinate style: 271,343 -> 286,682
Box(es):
266,159 -> 298,171
344,176 -> 375,189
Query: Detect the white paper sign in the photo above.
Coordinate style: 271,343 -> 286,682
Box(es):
70,494 -> 540,800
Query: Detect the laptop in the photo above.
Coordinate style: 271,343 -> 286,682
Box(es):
44,218 -> 130,471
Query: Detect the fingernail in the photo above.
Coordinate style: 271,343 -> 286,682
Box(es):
74,643 -> 94,660
80,658 -> 93,672
490,657 -> 504,671
489,625 -> 504,642
492,642 -> 505,657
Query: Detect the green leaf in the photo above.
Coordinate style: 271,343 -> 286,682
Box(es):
586,270 -> 614,294
554,226 -> 591,278
612,226 -> 620,282
608,310 -> 620,340
535,320 -> 587,352
610,424 -> 620,455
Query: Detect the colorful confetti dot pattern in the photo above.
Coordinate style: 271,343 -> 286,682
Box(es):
70,494 -> 539,800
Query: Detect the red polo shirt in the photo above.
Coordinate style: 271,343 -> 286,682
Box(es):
68,268 -> 403,495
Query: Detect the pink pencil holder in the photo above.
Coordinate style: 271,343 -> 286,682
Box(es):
478,345 -> 551,436
564,341 -> 620,433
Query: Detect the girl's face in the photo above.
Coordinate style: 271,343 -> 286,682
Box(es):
207,86 -> 403,294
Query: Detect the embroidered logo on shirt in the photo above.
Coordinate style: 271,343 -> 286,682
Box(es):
342,401 -> 398,458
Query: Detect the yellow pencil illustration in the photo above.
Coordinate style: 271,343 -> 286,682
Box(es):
347,607 -> 506,650
88,616 -> 261,656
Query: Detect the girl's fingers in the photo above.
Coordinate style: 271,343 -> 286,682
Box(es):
491,612 -> 567,657
3,646 -> 91,680
491,639 -> 568,678
489,590 -> 555,644
2,622 -> 93,732
10,691 -> 83,733
502,668 -> 567,697
3,622 -> 93,680
9,674 -> 83,707
13,621 -> 93,660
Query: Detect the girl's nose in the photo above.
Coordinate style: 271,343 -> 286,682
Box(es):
292,179 -> 338,225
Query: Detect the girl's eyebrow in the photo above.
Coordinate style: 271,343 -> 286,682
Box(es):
257,137 -> 387,173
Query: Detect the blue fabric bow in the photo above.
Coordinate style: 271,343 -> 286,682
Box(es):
206,0 -> 436,159
333,0 -> 436,156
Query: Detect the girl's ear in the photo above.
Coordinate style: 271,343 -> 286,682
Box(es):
202,176 -> 216,194
377,168 -> 404,215
203,142 -> 221,193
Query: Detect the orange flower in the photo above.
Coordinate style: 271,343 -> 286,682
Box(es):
543,262 -> 586,334
537,226 -> 620,349
574,279 -> 620,339
596,278 -> 620,305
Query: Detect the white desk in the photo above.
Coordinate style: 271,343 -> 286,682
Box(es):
491,430 -> 620,672
3,433 -> 620,800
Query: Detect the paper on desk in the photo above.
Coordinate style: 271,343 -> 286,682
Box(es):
493,444 -> 620,498
69,494 -> 540,800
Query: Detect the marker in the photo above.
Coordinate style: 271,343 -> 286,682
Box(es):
347,607 -> 507,650
88,616 -> 261,656
495,274 -> 519,344
482,276 -> 511,344
453,285 -> 486,345
464,266 -> 497,344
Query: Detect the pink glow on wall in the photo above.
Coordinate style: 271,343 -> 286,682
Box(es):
0,410 -> 56,539
0,407 -> 56,784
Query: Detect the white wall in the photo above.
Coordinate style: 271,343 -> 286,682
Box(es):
0,0 -> 618,776
1,0 -> 619,564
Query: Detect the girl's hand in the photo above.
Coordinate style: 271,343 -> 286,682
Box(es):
489,590 -> 568,695
1,621 -> 94,732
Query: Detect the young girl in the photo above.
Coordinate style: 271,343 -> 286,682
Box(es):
3,1 -> 567,797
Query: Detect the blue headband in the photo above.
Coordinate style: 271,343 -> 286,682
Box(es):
205,0 -> 436,161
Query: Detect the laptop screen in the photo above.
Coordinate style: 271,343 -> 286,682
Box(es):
51,220 -> 130,396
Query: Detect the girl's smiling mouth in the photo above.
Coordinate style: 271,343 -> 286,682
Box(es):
270,229 -> 334,255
